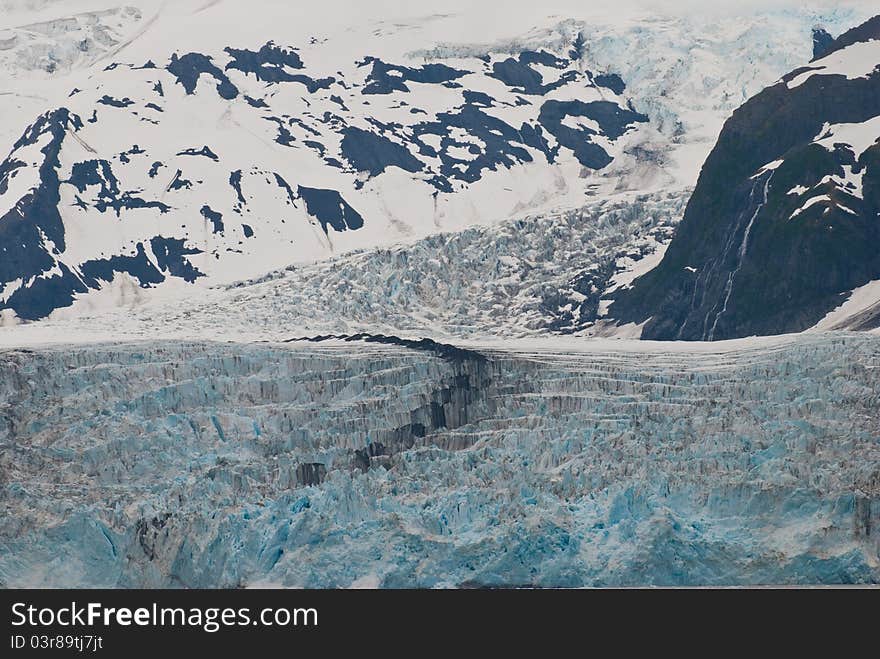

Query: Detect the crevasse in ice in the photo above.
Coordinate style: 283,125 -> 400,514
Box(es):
0,334 -> 877,587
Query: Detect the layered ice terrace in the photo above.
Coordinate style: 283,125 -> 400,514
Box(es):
0,333 -> 877,587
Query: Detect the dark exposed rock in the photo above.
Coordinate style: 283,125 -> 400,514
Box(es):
812,27 -> 835,60
359,56 -> 467,95
263,116 -> 296,146
611,16 -> 880,340
97,95 -> 134,108
490,50 -> 577,95
244,95 -> 268,108
537,99 -> 647,169
80,243 -> 165,288
149,236 -> 204,283
594,73 -> 626,95
229,169 -> 246,206
167,169 -> 192,191
297,186 -> 364,233
285,333 -> 488,364
339,126 -> 423,177
0,109 -> 83,319
177,145 -> 219,161
167,52 -> 239,99
273,173 -> 297,206
410,102 -> 553,187
200,205 -> 224,233
225,42 -> 334,91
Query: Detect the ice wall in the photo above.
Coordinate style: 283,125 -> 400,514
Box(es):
0,334 -> 878,587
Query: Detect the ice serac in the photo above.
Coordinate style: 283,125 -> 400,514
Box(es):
0,6 -> 143,77
610,16 -> 880,340
0,335 -> 877,587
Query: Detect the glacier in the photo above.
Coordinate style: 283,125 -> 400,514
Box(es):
12,190 -> 685,342
0,0 -> 878,591
0,333 -> 877,587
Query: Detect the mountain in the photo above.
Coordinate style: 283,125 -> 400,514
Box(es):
0,41 -> 648,321
0,2 -> 868,324
0,190 -> 685,344
609,15 -> 880,340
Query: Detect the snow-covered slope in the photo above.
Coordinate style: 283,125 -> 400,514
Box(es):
0,1 -> 872,322
0,1 -> 151,155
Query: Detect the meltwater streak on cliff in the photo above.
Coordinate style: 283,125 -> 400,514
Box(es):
705,170 -> 776,341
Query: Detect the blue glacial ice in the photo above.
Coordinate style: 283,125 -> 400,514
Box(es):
0,334 -> 877,587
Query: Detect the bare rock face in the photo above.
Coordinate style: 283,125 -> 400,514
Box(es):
611,16 -> 880,340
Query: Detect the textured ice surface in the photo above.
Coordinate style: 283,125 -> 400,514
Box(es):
0,333 -> 877,587
0,6 -> 142,77
2,191 -> 684,343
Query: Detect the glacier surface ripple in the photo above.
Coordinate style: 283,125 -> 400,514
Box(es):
0,334 -> 878,587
